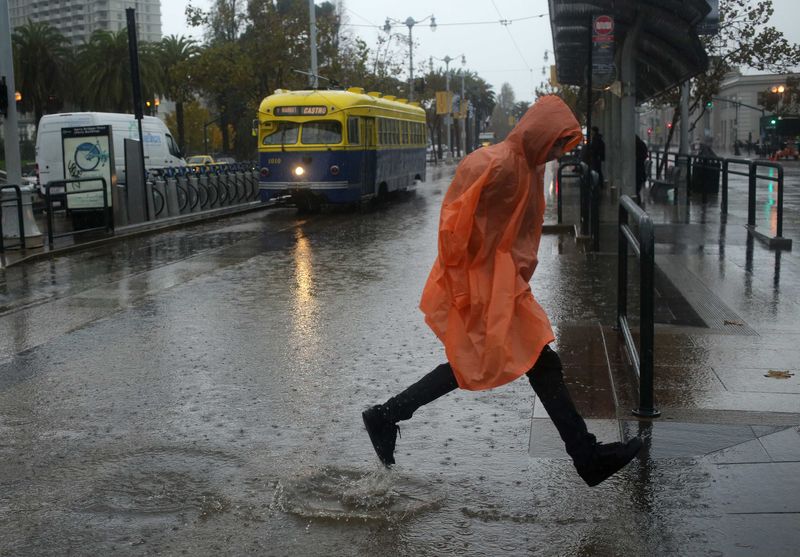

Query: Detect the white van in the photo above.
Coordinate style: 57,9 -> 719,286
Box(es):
35,112 -> 185,192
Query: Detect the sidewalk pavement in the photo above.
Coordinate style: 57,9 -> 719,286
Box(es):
535,162 -> 800,554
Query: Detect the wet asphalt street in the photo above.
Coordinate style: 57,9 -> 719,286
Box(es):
1,163 -> 799,556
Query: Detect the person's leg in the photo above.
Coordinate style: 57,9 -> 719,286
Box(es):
527,345 -> 642,486
363,363 -> 458,466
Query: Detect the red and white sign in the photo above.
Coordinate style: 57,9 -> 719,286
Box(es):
594,15 -> 613,35
592,15 -> 614,42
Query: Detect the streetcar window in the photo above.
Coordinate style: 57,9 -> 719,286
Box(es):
262,122 -> 300,145
379,118 -> 389,145
301,121 -> 342,144
348,117 -> 360,145
401,121 -> 408,145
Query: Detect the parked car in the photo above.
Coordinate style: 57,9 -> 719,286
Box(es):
187,154 -> 216,166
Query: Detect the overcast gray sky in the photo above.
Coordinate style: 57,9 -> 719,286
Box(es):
161,0 -> 800,103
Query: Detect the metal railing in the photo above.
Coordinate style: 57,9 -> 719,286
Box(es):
44,178 -> 111,248
749,160 -> 790,249
0,185 -> 26,252
618,194 -> 660,418
580,166 -> 601,251
721,158 -> 751,214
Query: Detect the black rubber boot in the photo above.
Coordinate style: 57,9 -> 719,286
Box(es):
363,363 -> 458,466
527,345 -> 642,486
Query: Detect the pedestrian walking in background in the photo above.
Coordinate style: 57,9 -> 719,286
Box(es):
363,96 -> 643,487
588,126 -> 605,188
636,134 -> 649,199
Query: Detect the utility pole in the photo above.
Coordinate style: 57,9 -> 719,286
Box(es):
308,0 -> 318,88
0,0 -> 22,185
443,55 -> 452,156
460,55 -> 467,156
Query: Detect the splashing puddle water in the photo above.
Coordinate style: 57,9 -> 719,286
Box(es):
273,466 -> 444,521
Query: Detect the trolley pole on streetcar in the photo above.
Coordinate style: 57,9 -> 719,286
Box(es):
383,15 -> 437,102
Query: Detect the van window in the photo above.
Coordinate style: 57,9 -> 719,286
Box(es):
166,134 -> 182,158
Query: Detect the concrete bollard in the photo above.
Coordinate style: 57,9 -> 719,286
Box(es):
2,186 -> 44,247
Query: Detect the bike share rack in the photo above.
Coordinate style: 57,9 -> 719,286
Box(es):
144,162 -> 261,221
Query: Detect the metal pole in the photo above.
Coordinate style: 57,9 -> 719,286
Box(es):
620,18 -> 642,197
445,57 -> 452,156
461,69 -> 466,157
748,161 -> 756,228
0,0 -> 22,185
309,0 -> 318,88
586,21 -> 592,145
680,81 -> 689,155
126,8 -> 146,201
407,20 -> 414,101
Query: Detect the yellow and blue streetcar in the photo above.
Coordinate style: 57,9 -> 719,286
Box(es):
256,87 -> 427,209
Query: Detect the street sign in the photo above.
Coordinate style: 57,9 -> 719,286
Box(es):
593,15 -> 614,41
592,15 -> 616,87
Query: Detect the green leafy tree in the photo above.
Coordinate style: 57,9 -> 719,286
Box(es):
75,29 -> 162,113
158,35 -> 201,151
11,21 -> 71,129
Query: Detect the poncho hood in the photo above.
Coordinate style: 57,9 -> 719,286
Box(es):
506,95 -> 583,168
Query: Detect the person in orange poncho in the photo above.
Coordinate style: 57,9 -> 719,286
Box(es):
363,96 -> 642,486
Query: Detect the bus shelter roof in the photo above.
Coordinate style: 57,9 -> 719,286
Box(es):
548,0 -> 711,102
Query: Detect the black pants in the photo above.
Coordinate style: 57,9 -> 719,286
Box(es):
382,345 -> 596,464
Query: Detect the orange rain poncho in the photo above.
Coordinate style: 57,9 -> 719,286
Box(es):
420,96 -> 583,391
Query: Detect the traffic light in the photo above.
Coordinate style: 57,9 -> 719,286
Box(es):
647,127 -> 652,136
667,122 -> 673,129
770,118 -> 778,125
706,100 -> 713,108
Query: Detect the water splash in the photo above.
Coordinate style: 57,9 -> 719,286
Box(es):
273,466 -> 444,521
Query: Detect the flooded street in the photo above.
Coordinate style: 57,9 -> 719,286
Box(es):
1,166 -> 799,555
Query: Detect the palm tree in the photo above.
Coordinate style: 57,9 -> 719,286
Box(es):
75,29 -> 162,113
12,20 -> 71,129
158,35 -> 201,152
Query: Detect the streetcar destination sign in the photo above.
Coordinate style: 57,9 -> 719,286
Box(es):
275,106 -> 328,116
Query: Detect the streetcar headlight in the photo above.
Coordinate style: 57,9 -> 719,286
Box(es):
294,166 -> 305,177
260,167 -> 270,177
330,165 -> 340,176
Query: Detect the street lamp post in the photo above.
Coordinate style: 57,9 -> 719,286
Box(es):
443,55 -> 453,156
460,55 -> 467,155
383,15 -> 436,102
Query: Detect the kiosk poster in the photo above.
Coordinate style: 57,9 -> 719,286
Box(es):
61,125 -> 115,210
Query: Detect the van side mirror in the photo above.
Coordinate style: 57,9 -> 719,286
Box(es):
252,119 -> 259,137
